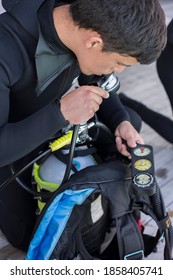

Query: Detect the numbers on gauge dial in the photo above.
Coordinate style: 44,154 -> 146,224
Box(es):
133,146 -> 151,157
134,159 -> 152,171
134,173 -> 153,186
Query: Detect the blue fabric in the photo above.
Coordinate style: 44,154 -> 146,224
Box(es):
25,188 -> 95,260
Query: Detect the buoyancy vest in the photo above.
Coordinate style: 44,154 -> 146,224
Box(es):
26,160 -> 172,260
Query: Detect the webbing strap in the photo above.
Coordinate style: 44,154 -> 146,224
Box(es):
116,213 -> 144,260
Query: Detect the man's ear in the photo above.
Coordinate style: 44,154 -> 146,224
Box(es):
85,35 -> 103,50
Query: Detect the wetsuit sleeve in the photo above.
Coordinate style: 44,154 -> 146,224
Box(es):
97,92 -> 130,132
0,66 -> 69,167
167,19 -> 173,44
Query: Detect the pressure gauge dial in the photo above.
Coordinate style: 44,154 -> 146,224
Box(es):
134,159 -> 152,171
133,173 -> 154,187
133,146 -> 151,157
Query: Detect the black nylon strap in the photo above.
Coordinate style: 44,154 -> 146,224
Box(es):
116,213 -> 144,260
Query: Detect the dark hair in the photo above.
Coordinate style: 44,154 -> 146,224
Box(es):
69,0 -> 167,64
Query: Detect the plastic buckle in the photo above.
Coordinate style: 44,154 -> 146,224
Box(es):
124,250 -> 144,260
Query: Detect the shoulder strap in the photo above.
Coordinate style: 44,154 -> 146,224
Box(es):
116,213 -> 144,260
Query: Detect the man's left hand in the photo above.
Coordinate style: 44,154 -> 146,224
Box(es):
115,120 -> 144,159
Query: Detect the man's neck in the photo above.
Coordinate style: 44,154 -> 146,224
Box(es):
53,5 -> 75,50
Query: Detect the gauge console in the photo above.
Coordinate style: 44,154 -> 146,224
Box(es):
130,144 -> 156,195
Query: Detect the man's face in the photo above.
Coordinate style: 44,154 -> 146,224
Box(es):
76,47 -> 138,75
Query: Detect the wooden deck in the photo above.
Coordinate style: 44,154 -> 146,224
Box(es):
0,0 -> 173,260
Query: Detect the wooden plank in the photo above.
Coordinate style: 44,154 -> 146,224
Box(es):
0,244 -> 25,260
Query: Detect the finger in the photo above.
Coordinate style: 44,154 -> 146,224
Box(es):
85,86 -> 109,99
121,144 -> 131,159
95,87 -> 109,99
127,135 -> 144,148
91,94 -> 103,106
116,137 -> 131,158
92,102 -> 100,113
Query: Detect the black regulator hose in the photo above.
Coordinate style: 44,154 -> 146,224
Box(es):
61,124 -> 80,184
95,121 -> 114,141
0,149 -> 51,197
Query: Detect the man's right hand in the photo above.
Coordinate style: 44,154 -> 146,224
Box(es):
59,85 -> 109,124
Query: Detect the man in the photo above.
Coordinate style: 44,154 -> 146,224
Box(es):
0,0 -> 166,250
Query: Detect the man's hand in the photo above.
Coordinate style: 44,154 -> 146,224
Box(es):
115,120 -> 144,159
60,86 -> 109,124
